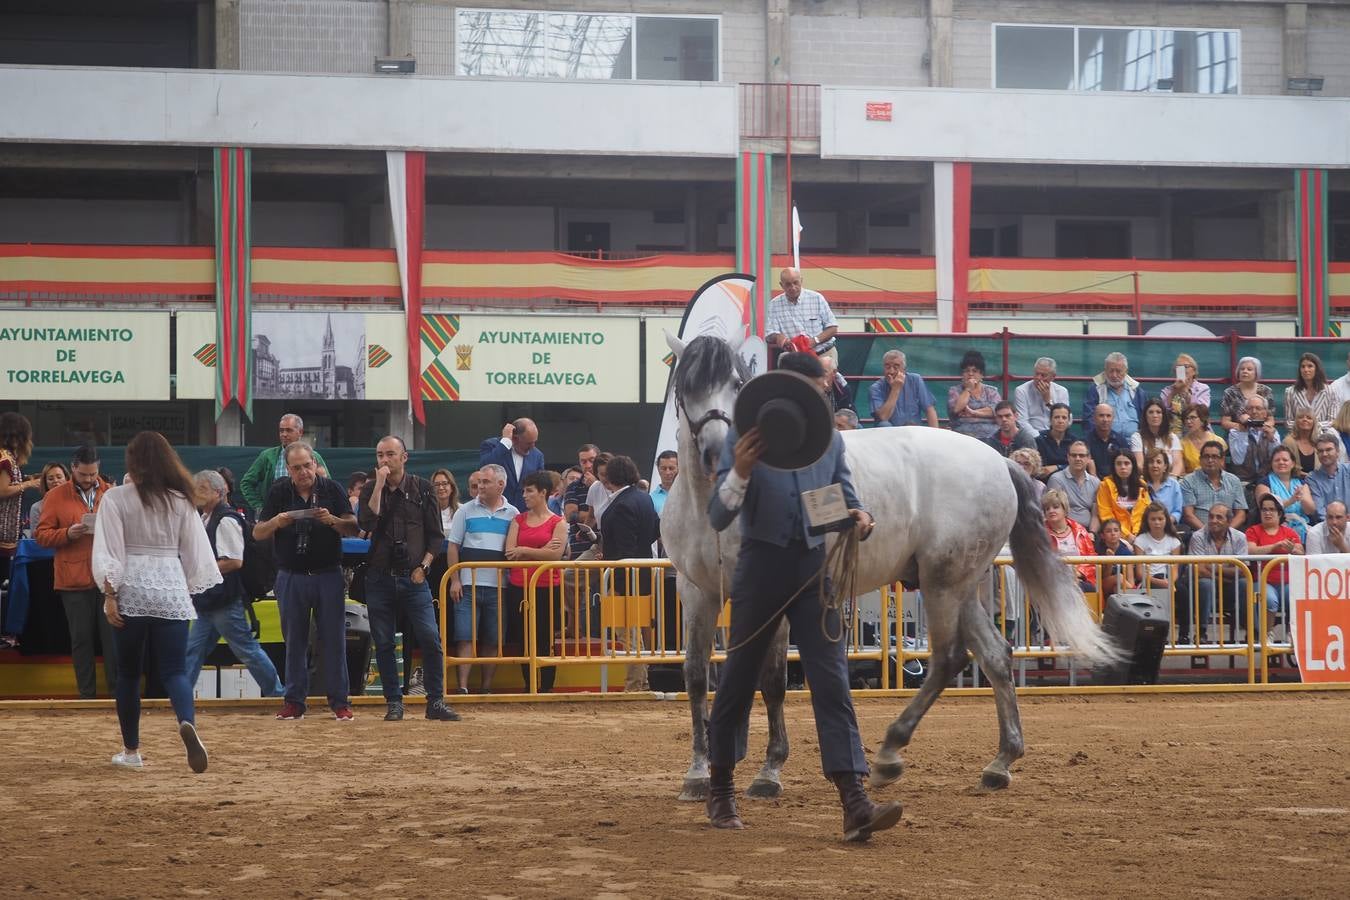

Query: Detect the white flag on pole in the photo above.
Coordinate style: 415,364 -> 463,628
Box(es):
792,205 -> 802,271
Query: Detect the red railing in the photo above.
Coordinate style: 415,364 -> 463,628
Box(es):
739,82 -> 821,140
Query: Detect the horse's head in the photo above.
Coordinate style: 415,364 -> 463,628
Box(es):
668,331 -> 749,477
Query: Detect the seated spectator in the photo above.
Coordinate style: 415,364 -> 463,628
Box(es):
835,409 -> 860,431
1220,356 -> 1274,432
1009,448 -> 1045,502
870,350 -> 937,428
1096,450 -> 1149,541
1159,353 -> 1210,435
984,401 -> 1038,457
23,462 -> 70,538
1182,440 -> 1248,533
1142,449 -> 1183,527
1285,352 -> 1339,426
1330,400 -> 1350,460
1255,446 -> 1313,543
1187,504 -> 1249,644
1133,502 -> 1183,607
1035,403 -> 1079,480
1179,404 -> 1226,475
1305,500 -> 1350,555
821,355 -> 855,414
1014,356 -> 1069,433
1332,350 -> 1350,409
1131,399 -> 1183,477
1228,395 -> 1282,485
948,350 -> 1001,440
1245,494 -> 1302,644
346,471 -> 368,516
1085,403 -> 1130,477
1094,518 -> 1139,595
1082,351 -> 1146,439
1282,408 -> 1320,474
1042,489 -> 1096,592
1306,433 -> 1350,519
1047,441 -> 1100,532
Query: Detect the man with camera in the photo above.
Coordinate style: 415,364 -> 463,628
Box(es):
1227,395 -> 1281,485
255,442 -> 358,721
358,436 -> 459,722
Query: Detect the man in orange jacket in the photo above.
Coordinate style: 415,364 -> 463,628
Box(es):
35,446 -> 117,698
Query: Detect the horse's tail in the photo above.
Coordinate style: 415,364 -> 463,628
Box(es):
1004,459 -> 1123,665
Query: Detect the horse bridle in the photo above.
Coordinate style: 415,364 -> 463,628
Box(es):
675,387 -> 734,442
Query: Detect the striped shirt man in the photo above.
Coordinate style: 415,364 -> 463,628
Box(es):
445,495 -> 519,588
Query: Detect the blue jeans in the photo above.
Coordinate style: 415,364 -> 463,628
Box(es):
366,571 -> 444,703
112,616 -> 194,750
185,600 -> 284,697
276,568 -> 349,710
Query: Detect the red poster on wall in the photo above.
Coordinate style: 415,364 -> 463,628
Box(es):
866,102 -> 893,122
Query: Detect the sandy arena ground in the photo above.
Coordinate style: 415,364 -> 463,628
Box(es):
2,692 -> 1349,898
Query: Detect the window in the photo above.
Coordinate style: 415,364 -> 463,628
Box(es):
994,24 -> 1239,93
457,9 -> 718,81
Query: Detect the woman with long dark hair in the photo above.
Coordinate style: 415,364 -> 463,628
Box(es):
1131,398 -> 1182,476
1096,449 -> 1150,541
0,412 -> 41,647
1284,352 -> 1338,425
92,431 -> 221,772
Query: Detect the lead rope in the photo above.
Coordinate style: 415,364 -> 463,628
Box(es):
720,526 -> 863,654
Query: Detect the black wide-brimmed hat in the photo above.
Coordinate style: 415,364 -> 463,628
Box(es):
733,369 -> 834,470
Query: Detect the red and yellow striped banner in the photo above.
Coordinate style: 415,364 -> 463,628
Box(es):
966,258 -> 1299,310
865,317 -> 913,333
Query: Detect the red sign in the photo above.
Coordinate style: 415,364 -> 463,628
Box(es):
866,102 -> 893,122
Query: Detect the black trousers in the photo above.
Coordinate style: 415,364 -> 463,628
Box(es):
504,583 -> 558,693
707,538 -> 867,776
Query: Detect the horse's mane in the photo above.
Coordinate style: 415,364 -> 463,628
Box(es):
674,335 -> 749,400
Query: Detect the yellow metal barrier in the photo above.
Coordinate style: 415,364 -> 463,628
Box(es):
434,555 -> 1302,695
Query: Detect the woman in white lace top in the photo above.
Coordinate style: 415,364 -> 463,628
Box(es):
92,431 -> 221,773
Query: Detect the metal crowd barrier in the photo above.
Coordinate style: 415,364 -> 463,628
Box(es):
436,559 -> 893,693
433,555 -> 1303,695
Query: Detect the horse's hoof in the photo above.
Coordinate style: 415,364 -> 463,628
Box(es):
980,767 -> 1011,790
869,753 -> 904,788
678,778 -> 710,802
745,778 -> 783,800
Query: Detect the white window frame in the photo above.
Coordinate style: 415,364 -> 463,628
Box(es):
454,8 -> 721,82
989,22 -> 1241,94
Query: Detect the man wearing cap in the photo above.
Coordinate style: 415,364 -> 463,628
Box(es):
703,351 -> 901,843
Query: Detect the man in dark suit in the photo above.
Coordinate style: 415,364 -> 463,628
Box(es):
479,418 -> 544,510
598,455 -> 661,692
705,353 -> 901,843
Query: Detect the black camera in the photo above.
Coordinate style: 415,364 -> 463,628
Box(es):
1248,419 -> 1266,428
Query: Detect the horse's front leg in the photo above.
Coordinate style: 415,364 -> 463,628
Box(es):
679,579 -> 717,801
747,618 -> 790,799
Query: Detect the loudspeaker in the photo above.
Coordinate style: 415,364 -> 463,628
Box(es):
1096,592 -> 1169,685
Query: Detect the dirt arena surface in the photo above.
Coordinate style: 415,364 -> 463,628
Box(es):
2,693 -> 1349,899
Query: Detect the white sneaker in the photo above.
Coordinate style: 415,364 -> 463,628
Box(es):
111,749 -> 143,769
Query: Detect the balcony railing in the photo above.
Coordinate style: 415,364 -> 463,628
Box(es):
739,82 -> 821,140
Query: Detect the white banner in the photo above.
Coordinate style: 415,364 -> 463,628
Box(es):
1286,554 -> 1350,683
1,311 -> 170,400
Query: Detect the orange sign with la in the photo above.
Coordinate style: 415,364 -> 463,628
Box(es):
1288,556 -> 1350,683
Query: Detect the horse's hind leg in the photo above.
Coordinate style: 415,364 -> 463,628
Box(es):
962,588 -> 1024,790
872,589 -> 967,788
679,579 -> 718,802
746,618 -> 790,799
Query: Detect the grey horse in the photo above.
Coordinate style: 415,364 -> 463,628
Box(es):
660,333 -> 1120,801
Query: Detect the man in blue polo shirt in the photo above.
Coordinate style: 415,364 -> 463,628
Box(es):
869,349 -> 938,427
445,464 -> 518,694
